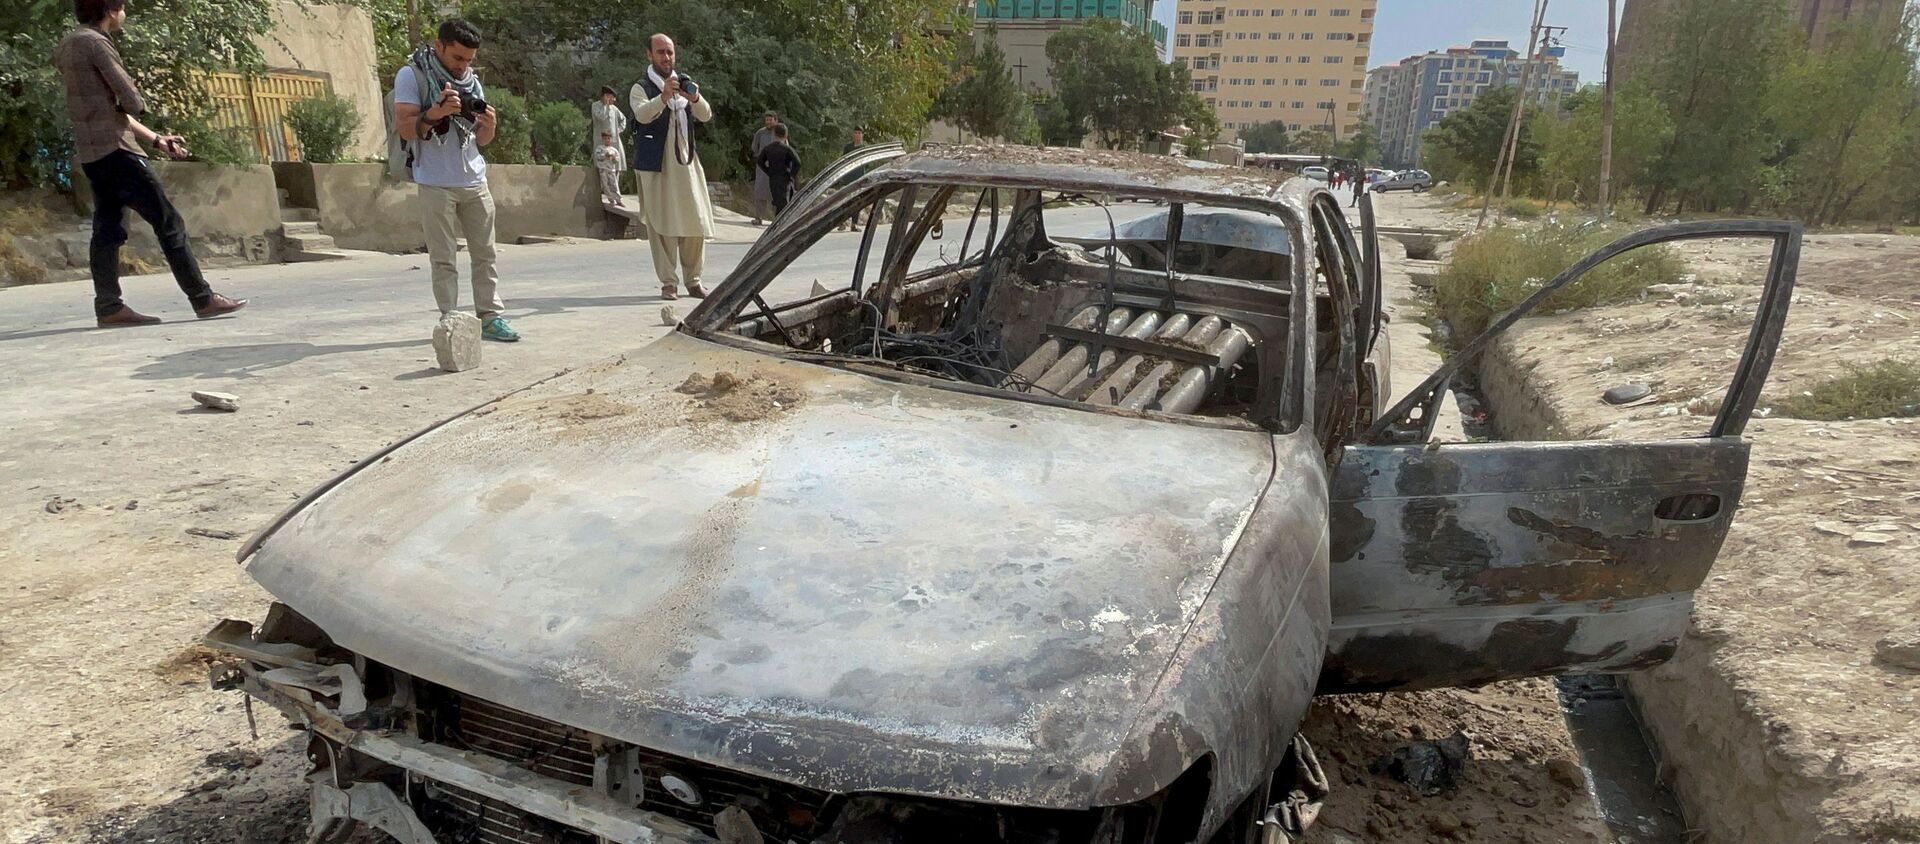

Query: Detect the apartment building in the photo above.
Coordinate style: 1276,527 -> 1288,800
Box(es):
1169,1 -> 1377,137
972,0 -> 1169,94
1365,39 -> 1579,168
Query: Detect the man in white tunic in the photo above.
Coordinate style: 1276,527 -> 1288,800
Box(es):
629,33 -> 714,300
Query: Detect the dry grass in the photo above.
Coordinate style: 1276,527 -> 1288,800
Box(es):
0,234 -> 49,285
1430,221 -> 1686,336
120,254 -> 157,275
1773,359 -> 1920,421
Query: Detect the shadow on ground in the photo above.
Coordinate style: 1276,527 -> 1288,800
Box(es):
132,340 -> 427,381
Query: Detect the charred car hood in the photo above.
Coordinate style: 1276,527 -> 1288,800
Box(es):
246,332 -> 1278,809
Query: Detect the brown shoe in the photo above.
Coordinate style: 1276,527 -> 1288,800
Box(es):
194,293 -> 248,319
97,306 -> 162,328
686,284 -> 708,299
660,285 -> 679,300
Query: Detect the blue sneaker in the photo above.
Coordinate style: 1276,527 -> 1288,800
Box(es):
482,317 -> 521,342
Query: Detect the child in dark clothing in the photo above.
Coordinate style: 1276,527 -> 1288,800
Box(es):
756,123 -> 800,217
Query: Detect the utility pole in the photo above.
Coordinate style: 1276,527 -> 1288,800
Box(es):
1597,0 -> 1618,215
1478,0 -> 1548,229
1499,24 -> 1564,203
407,0 -> 423,45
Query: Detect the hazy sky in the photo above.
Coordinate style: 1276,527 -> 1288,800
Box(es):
1152,0 -> 1614,81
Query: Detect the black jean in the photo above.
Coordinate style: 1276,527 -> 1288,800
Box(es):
770,179 -> 794,216
82,150 -> 211,317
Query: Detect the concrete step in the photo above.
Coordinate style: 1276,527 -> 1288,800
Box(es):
280,221 -> 322,237
281,229 -> 348,262
279,206 -> 321,223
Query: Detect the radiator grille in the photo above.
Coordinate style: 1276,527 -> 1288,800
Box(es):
437,691 -> 833,840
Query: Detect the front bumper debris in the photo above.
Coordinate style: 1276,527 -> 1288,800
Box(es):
208,654 -> 713,844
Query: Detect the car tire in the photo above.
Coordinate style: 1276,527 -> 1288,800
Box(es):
1413,185 -> 1428,193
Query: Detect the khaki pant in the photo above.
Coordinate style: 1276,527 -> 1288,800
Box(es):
420,183 -> 504,318
649,233 -> 705,290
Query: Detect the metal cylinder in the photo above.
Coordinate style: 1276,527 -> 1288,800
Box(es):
1009,305 -> 1102,386
1032,307 -> 1136,396
1156,323 -> 1253,416
1058,310 -> 1166,401
1088,314 -> 1194,406
1120,316 -> 1225,410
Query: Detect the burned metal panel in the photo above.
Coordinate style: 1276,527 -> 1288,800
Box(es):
1319,438 -> 1748,693
244,331 -> 1284,810
1088,431 -> 1331,831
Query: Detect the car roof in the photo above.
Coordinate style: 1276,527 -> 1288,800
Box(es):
872,144 -> 1323,211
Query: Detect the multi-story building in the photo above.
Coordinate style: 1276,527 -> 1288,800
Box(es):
1168,1 -> 1377,137
1618,0 -> 1903,79
972,0 -> 1169,94
1365,39 -> 1579,168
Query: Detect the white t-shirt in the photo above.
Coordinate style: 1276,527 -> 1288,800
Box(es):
394,65 -> 486,189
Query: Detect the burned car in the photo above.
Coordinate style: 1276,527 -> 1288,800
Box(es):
203,146 -> 1800,844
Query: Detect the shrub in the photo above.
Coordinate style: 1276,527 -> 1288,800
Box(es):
1774,359 -> 1920,421
483,91 -> 535,164
1430,221 -> 1685,337
530,101 -> 590,165
286,94 -> 364,163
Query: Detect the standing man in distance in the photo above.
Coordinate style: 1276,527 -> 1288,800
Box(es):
840,127 -> 866,231
591,86 -> 628,206
54,0 -> 247,327
750,112 -> 778,226
393,19 -> 519,342
631,33 -> 715,301
755,123 -> 799,220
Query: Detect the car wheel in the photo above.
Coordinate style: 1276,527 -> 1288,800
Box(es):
1413,185 -> 1428,193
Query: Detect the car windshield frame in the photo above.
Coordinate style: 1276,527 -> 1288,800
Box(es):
681,167 -> 1320,433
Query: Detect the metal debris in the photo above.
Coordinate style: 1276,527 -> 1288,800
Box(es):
1371,731 -> 1470,797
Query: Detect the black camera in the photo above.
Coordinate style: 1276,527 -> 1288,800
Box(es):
673,72 -> 698,98
461,96 -> 490,118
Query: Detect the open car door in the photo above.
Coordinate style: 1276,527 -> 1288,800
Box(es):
1320,220 -> 1801,693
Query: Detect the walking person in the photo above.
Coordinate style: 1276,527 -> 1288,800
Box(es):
392,19 -> 519,341
1350,167 -> 1365,208
55,0 -> 247,328
750,112 -> 778,226
630,33 -> 716,301
590,86 -> 627,206
756,123 -> 800,219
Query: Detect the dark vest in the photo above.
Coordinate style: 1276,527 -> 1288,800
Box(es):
631,76 -> 699,173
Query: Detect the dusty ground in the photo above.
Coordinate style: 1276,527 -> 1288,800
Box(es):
0,189 -> 1617,844
1478,226 -> 1920,841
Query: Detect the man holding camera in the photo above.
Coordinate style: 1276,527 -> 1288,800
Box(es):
393,19 -> 519,342
630,33 -> 715,301
55,0 -> 248,327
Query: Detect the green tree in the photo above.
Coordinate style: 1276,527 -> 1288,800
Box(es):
1632,0 -> 1796,214
1538,82 -> 1672,207
462,0 -> 961,180
1291,126 -> 1336,157
485,91 -> 535,164
1046,18 -> 1212,149
531,100 -> 591,164
0,0 -> 276,188
1421,86 -> 1541,192
931,27 -> 1032,142
1238,120 -> 1290,154
1767,12 -> 1920,224
285,94 -> 365,163
1031,92 -> 1088,148
1337,124 -> 1382,164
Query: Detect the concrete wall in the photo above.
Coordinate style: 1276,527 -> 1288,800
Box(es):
258,1 -> 385,160
274,163 -> 624,252
73,161 -> 282,263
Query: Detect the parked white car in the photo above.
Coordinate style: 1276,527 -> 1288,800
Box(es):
1302,165 -> 1330,181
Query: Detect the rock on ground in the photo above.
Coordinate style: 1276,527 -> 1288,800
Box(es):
433,312 -> 483,372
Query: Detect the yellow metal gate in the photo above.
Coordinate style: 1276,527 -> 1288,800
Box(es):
207,71 -> 331,162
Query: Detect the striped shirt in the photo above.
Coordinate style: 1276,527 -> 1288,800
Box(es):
54,27 -> 146,164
